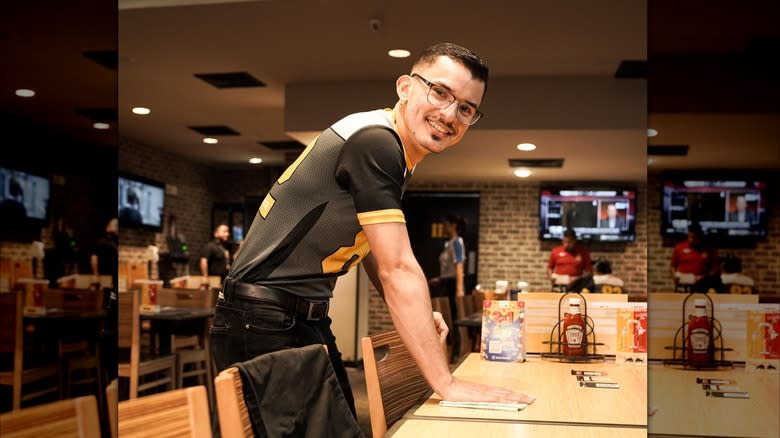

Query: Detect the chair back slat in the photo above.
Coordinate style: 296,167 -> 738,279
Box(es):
118,386 -> 212,438
361,331 -> 431,438
0,395 -> 101,438
214,367 -> 255,438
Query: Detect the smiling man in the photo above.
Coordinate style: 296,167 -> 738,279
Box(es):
211,42 -> 534,434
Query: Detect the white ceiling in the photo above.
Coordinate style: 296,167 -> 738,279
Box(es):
116,0 -> 649,182
3,1 -> 778,184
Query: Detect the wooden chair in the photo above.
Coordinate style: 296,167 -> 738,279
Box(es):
454,294 -> 477,356
431,296 -> 455,361
0,395 -> 100,437
0,258 -> 34,292
117,289 -> 176,399
0,290 -> 61,410
105,379 -> 118,438
214,367 -> 255,438
214,345 -> 337,438
118,261 -> 148,292
157,287 -> 216,406
361,331 -> 431,438
118,386 -> 211,438
46,288 -> 106,406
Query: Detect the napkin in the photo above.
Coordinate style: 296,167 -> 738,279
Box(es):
439,400 -> 528,411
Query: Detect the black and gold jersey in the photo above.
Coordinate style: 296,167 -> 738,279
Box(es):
229,109 -> 414,298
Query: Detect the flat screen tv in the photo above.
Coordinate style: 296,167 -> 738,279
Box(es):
118,172 -> 165,231
540,185 -> 637,242
661,177 -> 768,239
0,166 -> 50,222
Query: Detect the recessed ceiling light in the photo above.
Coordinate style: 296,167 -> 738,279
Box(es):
388,49 -> 411,58
203,137 -> 218,144
249,157 -> 263,164
647,157 -> 655,166
517,143 -> 536,151
132,107 -> 151,115
93,122 -> 110,130
514,168 -> 532,178
647,128 -> 658,137
15,89 -> 35,97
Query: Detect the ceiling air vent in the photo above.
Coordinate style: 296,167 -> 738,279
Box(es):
508,158 -> 564,168
258,141 -> 305,150
188,125 -> 240,136
647,145 -> 689,156
76,107 -> 117,121
194,71 -> 266,88
83,50 -> 118,70
614,60 -> 647,79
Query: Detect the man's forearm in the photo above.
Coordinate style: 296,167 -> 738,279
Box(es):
381,267 -> 453,395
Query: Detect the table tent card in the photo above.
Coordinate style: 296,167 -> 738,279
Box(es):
481,300 -> 526,362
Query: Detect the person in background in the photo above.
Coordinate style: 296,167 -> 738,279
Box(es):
428,213 -> 467,361
547,228 -> 593,291
600,203 -> 626,229
590,258 -> 624,293
718,255 -> 755,294
200,223 -> 230,283
90,217 -> 118,288
671,223 -> 720,291
727,195 -> 756,223
118,187 -> 142,227
211,42 -> 534,431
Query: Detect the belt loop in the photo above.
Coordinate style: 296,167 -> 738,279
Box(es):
221,277 -> 234,304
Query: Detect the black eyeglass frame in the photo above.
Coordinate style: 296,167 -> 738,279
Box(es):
410,73 -> 484,125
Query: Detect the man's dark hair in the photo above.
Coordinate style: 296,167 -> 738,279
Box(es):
126,187 -> 139,206
594,258 -> 612,275
563,228 -> 577,240
722,256 -> 742,274
688,222 -> 703,236
414,42 -> 489,96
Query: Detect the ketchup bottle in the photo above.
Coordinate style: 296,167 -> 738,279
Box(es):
563,298 -> 586,356
687,298 -> 713,367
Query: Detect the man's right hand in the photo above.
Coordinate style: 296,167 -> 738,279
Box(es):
438,377 -> 536,405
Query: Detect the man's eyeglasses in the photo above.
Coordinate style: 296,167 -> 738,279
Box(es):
411,73 -> 483,125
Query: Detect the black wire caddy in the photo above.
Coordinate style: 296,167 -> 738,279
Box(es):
662,292 -> 734,370
541,292 -> 605,363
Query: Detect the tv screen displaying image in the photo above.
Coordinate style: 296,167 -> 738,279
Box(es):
0,166 -> 50,221
118,173 -> 165,231
540,185 -> 637,242
661,178 -> 768,239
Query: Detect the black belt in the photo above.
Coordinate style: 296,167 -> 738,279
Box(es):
220,277 -> 330,321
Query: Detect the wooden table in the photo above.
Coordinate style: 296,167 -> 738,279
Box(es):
648,362 -> 779,437
140,306 -> 214,355
411,353 -> 647,428
387,418 -> 646,437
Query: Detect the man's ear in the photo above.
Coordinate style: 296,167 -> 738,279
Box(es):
396,75 -> 412,101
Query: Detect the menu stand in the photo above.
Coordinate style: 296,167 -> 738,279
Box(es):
541,292 -> 605,363
662,292 -> 733,370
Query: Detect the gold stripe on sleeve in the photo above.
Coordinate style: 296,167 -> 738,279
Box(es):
357,209 -> 406,225
258,193 -> 276,218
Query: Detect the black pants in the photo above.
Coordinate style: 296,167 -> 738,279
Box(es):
209,287 -> 356,418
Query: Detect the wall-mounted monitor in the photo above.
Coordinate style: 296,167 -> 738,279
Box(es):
540,185 -> 637,242
118,172 -> 165,231
0,166 -> 50,222
661,176 -> 768,240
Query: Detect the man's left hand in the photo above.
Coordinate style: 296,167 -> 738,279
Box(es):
432,311 -> 449,348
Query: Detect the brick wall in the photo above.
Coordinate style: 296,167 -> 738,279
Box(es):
647,173 -> 780,294
118,137 -> 287,277
408,181 -> 648,295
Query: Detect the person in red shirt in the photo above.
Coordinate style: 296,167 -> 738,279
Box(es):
547,229 -> 593,291
671,223 -> 719,288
